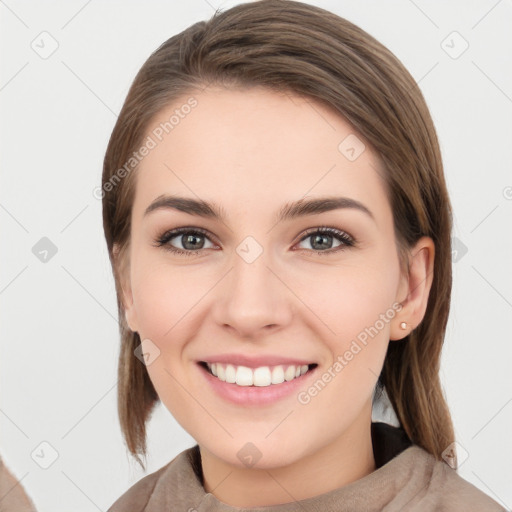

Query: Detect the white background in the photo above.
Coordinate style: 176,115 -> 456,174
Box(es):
1,1 -> 511,510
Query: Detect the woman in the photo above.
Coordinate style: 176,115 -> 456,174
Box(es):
102,1 -> 507,509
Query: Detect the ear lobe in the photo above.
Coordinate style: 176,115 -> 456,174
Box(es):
390,236 -> 435,341
113,243 -> 138,332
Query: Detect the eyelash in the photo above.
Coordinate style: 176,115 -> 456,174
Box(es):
153,226 -> 356,257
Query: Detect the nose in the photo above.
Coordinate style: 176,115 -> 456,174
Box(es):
212,246 -> 293,339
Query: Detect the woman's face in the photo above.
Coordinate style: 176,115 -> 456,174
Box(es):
119,86 -> 414,469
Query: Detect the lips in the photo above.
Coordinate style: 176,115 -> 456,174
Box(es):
197,358 -> 319,406
198,353 -> 315,368
200,361 -> 317,387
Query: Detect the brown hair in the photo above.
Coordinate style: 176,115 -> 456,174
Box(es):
102,0 -> 455,470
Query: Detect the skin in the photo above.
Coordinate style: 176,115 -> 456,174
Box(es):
115,86 -> 434,507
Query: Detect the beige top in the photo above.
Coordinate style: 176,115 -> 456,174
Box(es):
0,457 -> 37,512
107,422 -> 508,511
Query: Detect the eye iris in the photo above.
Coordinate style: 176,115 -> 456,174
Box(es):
311,233 -> 333,250
182,233 -> 204,250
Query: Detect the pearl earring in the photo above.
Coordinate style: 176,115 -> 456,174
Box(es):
399,322 -> 407,330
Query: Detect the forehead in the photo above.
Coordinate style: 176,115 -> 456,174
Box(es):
133,87 -> 389,220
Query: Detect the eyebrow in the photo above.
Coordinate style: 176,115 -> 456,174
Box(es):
144,194 -> 374,223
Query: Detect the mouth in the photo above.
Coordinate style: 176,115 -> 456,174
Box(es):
198,361 -> 318,387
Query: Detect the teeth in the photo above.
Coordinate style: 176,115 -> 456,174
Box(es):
225,364 -> 236,384
216,363 -> 226,381
236,366 -> 253,386
284,365 -> 296,381
271,365 -> 284,384
253,367 -> 271,387
205,362 -> 312,387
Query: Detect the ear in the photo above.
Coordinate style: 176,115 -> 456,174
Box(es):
113,242 -> 138,333
390,236 -> 435,341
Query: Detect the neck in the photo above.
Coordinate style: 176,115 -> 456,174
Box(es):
200,408 -> 376,508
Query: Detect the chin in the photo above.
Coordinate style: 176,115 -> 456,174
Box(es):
203,434 -> 313,471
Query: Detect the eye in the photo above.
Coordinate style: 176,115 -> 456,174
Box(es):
153,227 -> 217,256
153,226 -> 355,257
294,227 -> 355,255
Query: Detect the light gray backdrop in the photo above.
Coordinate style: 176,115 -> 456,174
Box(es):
1,1 -> 511,511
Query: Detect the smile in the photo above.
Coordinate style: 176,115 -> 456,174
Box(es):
200,362 -> 317,387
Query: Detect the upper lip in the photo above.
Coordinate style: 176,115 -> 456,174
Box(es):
199,354 -> 316,368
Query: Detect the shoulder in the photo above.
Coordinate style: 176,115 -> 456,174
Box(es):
402,446 -> 508,511
432,456 -> 508,511
106,463 -> 169,512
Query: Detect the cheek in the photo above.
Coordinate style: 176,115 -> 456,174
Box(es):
131,258 -> 202,341
130,260 -> 208,427
300,253 -> 400,396
302,257 -> 400,343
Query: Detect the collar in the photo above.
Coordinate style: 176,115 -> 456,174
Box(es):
144,422 -> 422,511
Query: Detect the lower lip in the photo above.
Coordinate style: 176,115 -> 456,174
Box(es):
197,363 -> 318,406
